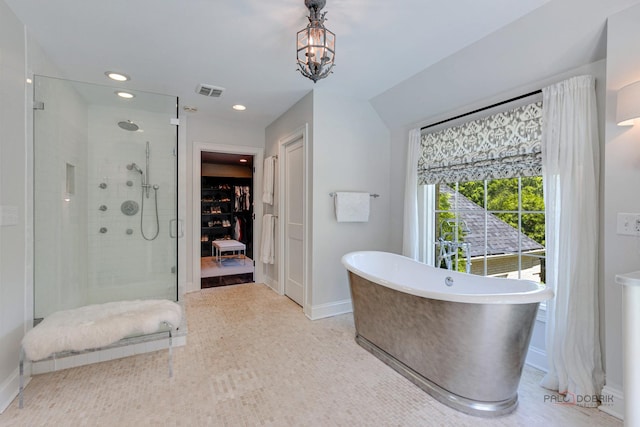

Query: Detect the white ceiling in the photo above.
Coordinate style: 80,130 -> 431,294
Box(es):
5,0 -> 549,127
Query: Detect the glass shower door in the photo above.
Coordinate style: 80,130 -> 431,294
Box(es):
33,76 -> 178,319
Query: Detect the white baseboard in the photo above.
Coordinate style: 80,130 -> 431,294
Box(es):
525,345 -> 548,372
0,367 -> 29,414
308,299 -> 353,320
599,385 -> 623,420
264,277 -> 280,294
185,281 -> 197,293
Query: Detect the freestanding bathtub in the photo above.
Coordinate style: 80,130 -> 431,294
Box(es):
341,251 -> 554,417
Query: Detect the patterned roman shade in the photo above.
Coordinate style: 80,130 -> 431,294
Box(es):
418,101 -> 543,185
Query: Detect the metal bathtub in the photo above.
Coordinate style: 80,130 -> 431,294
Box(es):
342,251 -> 554,417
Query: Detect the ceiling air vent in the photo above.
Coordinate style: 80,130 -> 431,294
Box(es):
196,84 -> 224,97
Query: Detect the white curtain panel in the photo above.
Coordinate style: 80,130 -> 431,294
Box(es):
402,129 -> 420,260
540,75 -> 604,405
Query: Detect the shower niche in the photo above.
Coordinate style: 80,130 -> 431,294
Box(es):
33,75 -> 179,319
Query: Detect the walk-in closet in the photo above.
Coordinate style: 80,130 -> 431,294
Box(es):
200,152 -> 255,287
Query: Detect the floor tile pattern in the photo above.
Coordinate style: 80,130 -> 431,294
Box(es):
1,283 -> 622,426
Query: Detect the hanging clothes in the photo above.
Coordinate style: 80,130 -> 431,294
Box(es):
243,186 -> 251,211
234,186 -> 242,212
234,217 -> 243,241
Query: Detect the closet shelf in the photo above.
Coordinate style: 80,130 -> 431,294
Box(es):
201,176 -> 253,259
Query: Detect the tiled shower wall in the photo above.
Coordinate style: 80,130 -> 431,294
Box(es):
34,77 -> 89,318
87,106 -> 177,304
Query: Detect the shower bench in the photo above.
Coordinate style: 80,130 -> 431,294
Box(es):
18,299 -> 182,409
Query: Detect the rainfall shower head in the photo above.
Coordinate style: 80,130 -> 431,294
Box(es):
118,120 -> 139,131
126,163 -> 143,174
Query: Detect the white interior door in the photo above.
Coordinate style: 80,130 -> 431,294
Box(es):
284,138 -> 304,306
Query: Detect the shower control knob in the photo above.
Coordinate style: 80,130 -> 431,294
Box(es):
99,227 -> 108,234
99,205 -> 108,211
126,228 -> 134,235
99,182 -> 108,189
121,200 -> 139,216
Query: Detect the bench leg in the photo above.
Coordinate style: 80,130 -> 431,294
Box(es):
168,329 -> 173,378
19,347 -> 24,409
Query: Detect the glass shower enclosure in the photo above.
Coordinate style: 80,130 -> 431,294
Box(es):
33,76 -> 178,319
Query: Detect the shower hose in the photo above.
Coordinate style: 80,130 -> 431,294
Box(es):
141,186 -> 160,241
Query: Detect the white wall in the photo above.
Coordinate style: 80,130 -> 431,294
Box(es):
264,91 -> 314,289
310,89 -> 391,310
264,89 -> 392,318
603,3 -> 640,418
371,0 -> 638,131
0,0 -> 28,411
184,115 -> 265,289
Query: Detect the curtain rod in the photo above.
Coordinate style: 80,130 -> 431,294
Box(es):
420,89 -> 542,131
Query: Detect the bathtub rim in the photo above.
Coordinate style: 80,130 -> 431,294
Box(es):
342,251 -> 554,305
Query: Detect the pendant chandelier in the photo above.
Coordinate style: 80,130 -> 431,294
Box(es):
296,0 -> 335,83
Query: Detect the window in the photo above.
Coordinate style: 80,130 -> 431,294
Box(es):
424,176 -> 545,283
416,99 -> 545,283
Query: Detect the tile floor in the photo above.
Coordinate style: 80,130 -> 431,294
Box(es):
1,283 -> 623,426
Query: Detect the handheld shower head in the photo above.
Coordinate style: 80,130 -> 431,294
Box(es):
127,163 -> 143,174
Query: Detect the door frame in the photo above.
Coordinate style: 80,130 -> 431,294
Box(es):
191,142 -> 263,290
277,125 -> 311,317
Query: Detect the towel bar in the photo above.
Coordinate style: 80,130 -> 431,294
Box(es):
329,192 -> 379,198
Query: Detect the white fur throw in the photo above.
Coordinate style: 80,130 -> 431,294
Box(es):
22,299 -> 182,361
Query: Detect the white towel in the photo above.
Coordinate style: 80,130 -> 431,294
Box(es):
260,214 -> 275,264
334,192 -> 370,222
262,156 -> 275,205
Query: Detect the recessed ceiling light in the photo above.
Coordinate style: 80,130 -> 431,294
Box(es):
105,71 -> 130,82
239,159 -> 248,163
115,91 -> 135,99
232,104 -> 246,111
